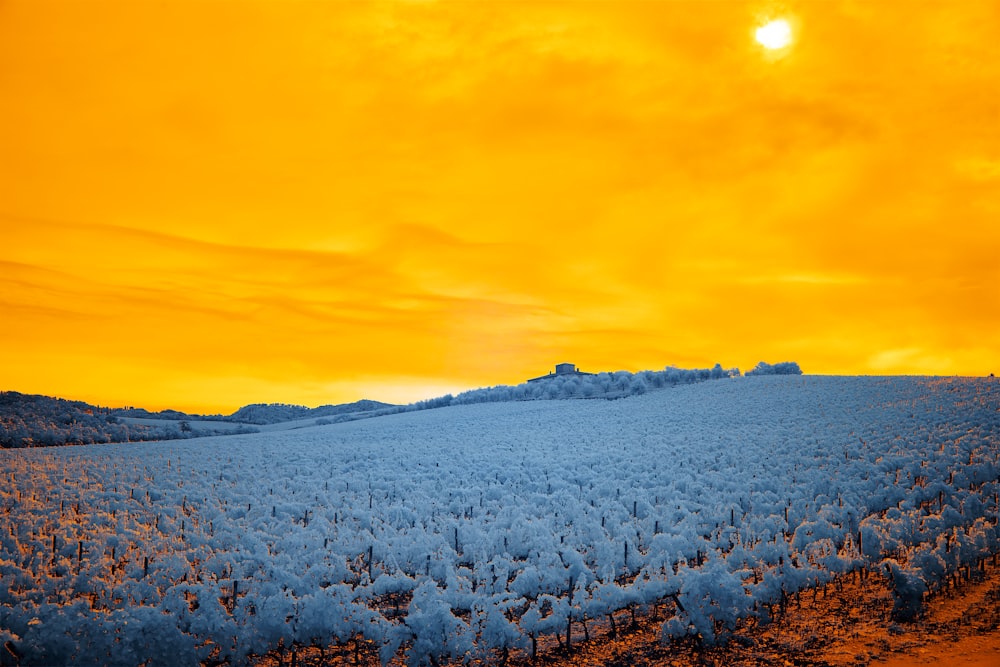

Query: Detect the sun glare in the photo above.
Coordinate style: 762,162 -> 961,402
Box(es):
756,18 -> 792,50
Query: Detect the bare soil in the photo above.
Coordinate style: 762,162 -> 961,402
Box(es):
527,563 -> 1000,667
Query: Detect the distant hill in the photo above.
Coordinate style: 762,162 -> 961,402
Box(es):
0,392 -> 394,448
227,399 -> 396,425
110,406 -> 216,421
0,391 -> 255,448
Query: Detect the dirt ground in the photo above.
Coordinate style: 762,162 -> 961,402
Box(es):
527,562 -> 1000,667
871,568 -> 1000,667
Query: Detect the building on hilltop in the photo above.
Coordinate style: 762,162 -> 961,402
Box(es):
527,363 -> 595,383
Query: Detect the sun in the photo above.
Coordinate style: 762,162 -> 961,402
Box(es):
756,18 -> 792,50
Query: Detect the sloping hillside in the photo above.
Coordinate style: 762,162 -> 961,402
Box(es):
1,375 -> 997,665
0,362 -> 757,447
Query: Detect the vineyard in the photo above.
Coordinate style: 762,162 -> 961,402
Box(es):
1,375 -> 998,665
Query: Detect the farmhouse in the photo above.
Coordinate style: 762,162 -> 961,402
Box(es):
527,363 -> 595,383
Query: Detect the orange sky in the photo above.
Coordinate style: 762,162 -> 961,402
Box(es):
2,1 -> 999,413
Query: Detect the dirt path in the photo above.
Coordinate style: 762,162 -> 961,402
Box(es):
874,632 -> 1000,667
871,565 -> 1000,667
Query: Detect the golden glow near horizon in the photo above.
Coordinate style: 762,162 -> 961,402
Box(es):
756,19 -> 792,49
2,1 -> 1000,413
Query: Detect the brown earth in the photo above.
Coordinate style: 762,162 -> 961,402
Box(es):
527,563 -> 1000,667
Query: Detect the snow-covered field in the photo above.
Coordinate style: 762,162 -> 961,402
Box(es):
1,376 -> 998,665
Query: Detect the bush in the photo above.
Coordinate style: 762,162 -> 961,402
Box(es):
745,361 -> 803,376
